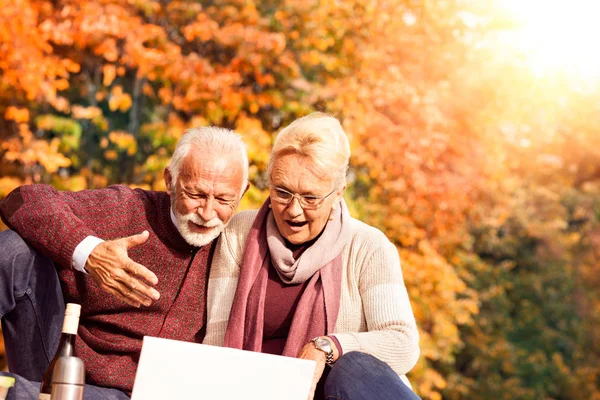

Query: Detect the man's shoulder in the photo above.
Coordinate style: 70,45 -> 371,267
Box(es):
106,184 -> 159,196
128,186 -> 168,201
79,186 -> 171,230
102,185 -> 169,205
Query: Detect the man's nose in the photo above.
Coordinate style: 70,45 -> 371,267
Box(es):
198,197 -> 217,221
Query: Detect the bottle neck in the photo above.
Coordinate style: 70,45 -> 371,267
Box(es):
62,313 -> 79,335
58,309 -> 79,358
56,333 -> 76,358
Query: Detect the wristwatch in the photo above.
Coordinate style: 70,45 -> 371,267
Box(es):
312,336 -> 335,366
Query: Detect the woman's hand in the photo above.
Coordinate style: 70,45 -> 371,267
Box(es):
297,341 -> 327,400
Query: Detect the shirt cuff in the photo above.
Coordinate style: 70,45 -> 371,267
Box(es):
329,335 -> 343,358
72,236 -> 104,273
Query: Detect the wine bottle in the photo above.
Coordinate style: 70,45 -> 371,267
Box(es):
38,303 -> 81,400
51,356 -> 85,400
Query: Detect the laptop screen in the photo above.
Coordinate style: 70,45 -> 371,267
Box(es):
131,336 -> 316,400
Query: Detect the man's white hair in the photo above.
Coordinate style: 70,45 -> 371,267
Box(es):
168,126 -> 249,197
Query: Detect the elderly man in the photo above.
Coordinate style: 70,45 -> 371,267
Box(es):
0,126 -> 249,399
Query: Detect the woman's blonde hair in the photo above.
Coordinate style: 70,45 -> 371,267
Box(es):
268,112 -> 350,188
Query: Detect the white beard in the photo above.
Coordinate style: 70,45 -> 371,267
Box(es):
173,211 -> 224,247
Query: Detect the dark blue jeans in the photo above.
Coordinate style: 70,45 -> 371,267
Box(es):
0,230 -> 129,400
0,372 -> 130,400
323,352 -> 421,400
0,229 -> 64,380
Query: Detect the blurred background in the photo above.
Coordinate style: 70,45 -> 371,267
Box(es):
0,0 -> 599,398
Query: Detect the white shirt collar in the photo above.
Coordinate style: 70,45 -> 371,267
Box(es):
170,207 -> 178,227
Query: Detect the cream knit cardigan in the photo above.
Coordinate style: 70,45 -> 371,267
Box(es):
203,210 -> 420,384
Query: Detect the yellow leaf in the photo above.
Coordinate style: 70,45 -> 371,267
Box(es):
108,96 -> 119,112
72,105 -> 102,120
108,86 -> 132,112
119,94 -> 132,112
103,65 -> 117,87
108,131 -> 137,153
104,150 -> 118,160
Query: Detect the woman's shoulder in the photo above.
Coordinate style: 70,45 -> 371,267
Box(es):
347,216 -> 392,247
344,216 -> 402,275
228,209 -> 259,230
220,209 -> 258,252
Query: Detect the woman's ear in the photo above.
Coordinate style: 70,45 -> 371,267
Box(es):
329,185 -> 347,219
336,184 -> 347,201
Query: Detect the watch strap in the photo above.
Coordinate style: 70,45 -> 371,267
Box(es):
312,337 -> 335,366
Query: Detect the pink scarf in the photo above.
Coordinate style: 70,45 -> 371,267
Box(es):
224,198 -> 350,357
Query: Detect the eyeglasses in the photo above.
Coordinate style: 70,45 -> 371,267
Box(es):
270,186 -> 336,210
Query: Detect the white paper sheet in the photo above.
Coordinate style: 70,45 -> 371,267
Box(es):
131,336 -> 316,400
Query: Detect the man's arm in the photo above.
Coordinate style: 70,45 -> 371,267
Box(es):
0,184 -> 159,307
1,185 -> 97,267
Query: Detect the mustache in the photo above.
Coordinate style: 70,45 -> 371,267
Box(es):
185,213 -> 222,228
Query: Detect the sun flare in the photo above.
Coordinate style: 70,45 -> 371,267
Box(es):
499,0 -> 600,83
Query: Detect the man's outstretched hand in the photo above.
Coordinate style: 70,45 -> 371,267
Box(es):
85,231 -> 160,307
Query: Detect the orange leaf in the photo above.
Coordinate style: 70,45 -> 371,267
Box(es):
5,107 -> 30,123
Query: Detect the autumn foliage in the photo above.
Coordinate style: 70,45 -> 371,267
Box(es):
1,0 -> 599,398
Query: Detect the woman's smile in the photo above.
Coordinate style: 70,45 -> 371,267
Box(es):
285,220 -> 308,231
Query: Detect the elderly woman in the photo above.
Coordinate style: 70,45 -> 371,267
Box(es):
204,113 -> 421,400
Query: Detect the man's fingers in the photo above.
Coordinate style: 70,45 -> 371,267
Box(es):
125,274 -> 160,302
122,230 -> 150,249
104,285 -> 141,308
119,281 -> 154,307
95,273 -> 145,307
86,232 -> 160,306
126,260 -> 160,300
125,285 -> 152,307
112,269 -> 159,303
107,266 -> 159,304
128,260 -> 159,287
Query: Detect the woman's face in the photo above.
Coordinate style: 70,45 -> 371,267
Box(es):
269,153 -> 345,245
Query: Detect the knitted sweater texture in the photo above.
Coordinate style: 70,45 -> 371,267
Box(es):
204,210 -> 420,383
0,184 -> 212,394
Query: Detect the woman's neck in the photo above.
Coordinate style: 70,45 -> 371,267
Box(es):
284,231 -> 323,258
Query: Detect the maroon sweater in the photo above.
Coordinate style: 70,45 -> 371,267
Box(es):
0,184 -> 213,394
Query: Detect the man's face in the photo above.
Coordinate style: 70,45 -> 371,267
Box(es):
165,151 -> 247,247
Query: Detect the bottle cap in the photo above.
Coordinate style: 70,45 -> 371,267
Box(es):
65,303 -> 81,317
0,376 -> 15,388
52,357 -> 85,385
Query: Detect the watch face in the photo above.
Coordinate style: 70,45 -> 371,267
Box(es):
315,338 -> 332,352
